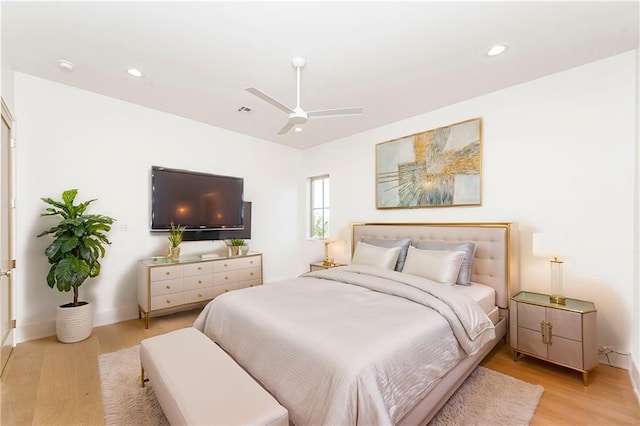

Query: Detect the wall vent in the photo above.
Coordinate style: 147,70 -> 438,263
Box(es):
237,106 -> 254,114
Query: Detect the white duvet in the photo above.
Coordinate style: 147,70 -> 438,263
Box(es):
193,265 -> 495,425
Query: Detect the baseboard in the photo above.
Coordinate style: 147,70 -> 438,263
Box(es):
15,304 -> 140,344
631,356 -> 640,406
93,304 -> 140,327
16,320 -> 55,343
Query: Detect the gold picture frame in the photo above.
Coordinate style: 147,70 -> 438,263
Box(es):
376,117 -> 482,209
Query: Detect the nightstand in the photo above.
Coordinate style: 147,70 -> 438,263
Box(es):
510,291 -> 597,385
309,262 -> 347,272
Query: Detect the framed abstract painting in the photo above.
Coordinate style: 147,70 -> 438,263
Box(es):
376,118 -> 482,209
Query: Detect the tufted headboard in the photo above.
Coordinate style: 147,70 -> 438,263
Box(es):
351,222 -> 519,309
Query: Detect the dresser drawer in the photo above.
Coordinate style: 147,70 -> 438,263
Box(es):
150,265 -> 184,281
213,259 -> 239,272
213,282 -> 246,297
183,262 -> 213,277
151,293 -> 185,310
150,278 -> 184,296
184,287 -> 214,304
184,274 -> 214,291
214,270 -> 239,285
238,267 -> 260,283
238,256 -> 261,270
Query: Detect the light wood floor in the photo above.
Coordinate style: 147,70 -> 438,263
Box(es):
1,309 -> 639,425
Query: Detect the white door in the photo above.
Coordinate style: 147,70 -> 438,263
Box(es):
0,98 -> 15,375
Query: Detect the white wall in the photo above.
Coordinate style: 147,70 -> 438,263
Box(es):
14,73 -> 304,341
301,51 -> 638,362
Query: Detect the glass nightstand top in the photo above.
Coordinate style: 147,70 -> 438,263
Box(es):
512,291 -> 596,313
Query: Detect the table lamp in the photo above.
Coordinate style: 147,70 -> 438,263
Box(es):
322,240 -> 335,266
532,232 -> 566,305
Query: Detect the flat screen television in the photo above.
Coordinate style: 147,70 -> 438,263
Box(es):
151,166 -> 244,232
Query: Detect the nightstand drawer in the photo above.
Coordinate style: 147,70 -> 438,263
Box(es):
547,308 -> 582,341
517,327 -> 547,358
549,336 -> 583,369
517,302 -> 546,331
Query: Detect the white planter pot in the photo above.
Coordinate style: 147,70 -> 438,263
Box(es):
56,302 -> 93,343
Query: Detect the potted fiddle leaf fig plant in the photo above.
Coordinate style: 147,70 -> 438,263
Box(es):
168,221 -> 185,261
37,189 -> 115,343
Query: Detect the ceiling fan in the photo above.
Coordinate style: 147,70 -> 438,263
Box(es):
246,57 -> 363,135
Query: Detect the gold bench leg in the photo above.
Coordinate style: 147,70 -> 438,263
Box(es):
141,365 -> 145,388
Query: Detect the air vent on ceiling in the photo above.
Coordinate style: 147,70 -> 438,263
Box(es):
237,106 -> 254,114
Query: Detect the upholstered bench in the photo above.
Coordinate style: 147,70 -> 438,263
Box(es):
140,327 -> 289,426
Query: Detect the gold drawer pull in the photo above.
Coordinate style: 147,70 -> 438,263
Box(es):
197,266 -> 202,270
224,263 -> 228,267
165,272 -> 171,276
224,289 -> 229,293
166,285 -> 171,289
249,272 -> 254,276
224,276 -> 228,280
198,280 -> 202,284
249,260 -> 254,264
166,299 -> 171,304
197,293 -> 202,298
250,284 -> 253,287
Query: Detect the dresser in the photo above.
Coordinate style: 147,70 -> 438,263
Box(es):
510,291 -> 597,385
138,253 -> 262,328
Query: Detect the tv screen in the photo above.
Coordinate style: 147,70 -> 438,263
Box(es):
151,166 -> 244,231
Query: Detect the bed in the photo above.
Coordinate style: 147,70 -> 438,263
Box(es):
194,222 -> 518,425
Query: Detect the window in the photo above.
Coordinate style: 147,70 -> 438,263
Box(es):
309,175 -> 330,239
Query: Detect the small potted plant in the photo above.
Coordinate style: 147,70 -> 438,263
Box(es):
168,221 -> 186,261
37,189 -> 115,343
228,238 -> 246,256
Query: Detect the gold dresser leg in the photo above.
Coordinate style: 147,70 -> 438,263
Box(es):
141,366 -> 145,388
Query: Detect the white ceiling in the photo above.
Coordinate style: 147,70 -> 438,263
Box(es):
3,1 -> 638,149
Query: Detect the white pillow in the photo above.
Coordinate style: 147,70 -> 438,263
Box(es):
351,242 -> 401,270
402,246 -> 466,285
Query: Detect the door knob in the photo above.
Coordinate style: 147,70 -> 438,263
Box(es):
0,269 -> 11,278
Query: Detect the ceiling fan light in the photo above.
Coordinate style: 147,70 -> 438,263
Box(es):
294,127 -> 303,132
487,44 -> 507,57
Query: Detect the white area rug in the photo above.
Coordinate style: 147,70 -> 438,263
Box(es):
99,345 -> 543,426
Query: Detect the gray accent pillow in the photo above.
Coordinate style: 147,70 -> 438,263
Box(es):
412,241 -> 477,285
360,238 -> 411,271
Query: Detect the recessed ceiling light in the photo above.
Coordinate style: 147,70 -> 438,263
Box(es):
294,127 -> 303,132
57,59 -> 75,71
487,44 -> 507,57
126,68 -> 144,78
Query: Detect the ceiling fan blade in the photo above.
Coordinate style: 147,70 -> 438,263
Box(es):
307,107 -> 363,118
245,87 -> 294,114
277,122 -> 296,135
